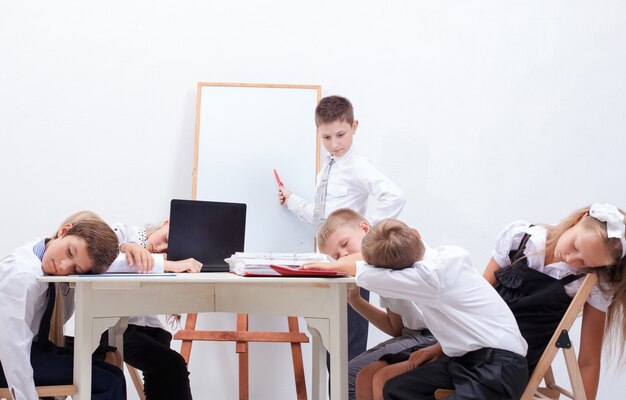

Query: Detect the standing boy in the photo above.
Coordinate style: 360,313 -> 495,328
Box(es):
278,95 -> 405,230
0,214 -> 126,400
278,95 -> 406,360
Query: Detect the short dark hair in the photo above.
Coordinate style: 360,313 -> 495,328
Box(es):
362,219 -> 425,270
66,218 -> 119,274
315,95 -> 354,126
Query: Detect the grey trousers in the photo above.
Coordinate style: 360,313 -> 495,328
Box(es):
348,328 -> 437,400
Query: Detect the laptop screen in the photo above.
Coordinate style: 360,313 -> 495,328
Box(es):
167,199 -> 246,272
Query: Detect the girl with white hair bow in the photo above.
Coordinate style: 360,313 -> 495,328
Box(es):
483,202 -> 626,400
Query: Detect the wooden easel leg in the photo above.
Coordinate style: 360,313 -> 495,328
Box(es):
288,316 -> 308,400
175,312 -> 309,399
179,313 -> 198,364
237,314 -> 249,400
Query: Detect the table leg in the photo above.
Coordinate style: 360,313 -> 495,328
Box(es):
305,282 -> 348,400
329,291 -> 348,400
305,318 -> 329,400
73,284 -> 94,400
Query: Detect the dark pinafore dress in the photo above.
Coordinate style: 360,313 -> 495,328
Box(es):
494,231 -> 584,373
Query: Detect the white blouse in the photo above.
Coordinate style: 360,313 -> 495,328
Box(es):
491,220 -> 613,312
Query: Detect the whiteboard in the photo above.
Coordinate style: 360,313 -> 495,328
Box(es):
193,83 -> 321,253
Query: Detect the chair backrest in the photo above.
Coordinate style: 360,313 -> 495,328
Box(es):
0,384 -> 77,399
520,272 -> 598,400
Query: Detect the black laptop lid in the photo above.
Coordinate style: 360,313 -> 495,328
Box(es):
167,199 -> 246,272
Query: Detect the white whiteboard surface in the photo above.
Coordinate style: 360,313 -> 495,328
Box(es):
193,83 -> 321,253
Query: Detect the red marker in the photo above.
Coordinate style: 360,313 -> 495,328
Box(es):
273,169 -> 284,187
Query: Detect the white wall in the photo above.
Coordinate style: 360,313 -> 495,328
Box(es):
2,1 -> 626,399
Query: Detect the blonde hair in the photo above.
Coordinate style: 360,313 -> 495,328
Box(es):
317,208 -> 367,253
52,210 -> 101,237
361,219 -> 425,270
543,205 -> 626,360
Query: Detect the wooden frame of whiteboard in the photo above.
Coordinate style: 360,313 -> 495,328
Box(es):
183,82 -> 322,399
191,82 -> 322,199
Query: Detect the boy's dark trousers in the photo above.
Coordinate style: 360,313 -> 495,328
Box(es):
0,344 -> 127,400
101,324 -> 193,400
383,347 -> 528,400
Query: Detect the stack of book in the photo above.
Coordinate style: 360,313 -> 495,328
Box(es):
226,252 -> 330,276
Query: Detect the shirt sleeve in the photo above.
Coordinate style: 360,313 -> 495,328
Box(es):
378,295 -> 390,309
355,261 -> 441,305
0,270 -> 41,400
352,158 -> 406,224
111,223 -> 142,245
286,193 -> 314,224
565,278 -> 613,312
105,253 -> 165,274
491,220 -> 531,268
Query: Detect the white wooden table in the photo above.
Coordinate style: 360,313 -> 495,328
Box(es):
39,273 -> 351,400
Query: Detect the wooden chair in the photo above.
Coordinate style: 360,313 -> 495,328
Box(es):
520,272 -> 597,400
0,286 -> 147,400
434,273 -> 598,400
1,366 -> 145,400
0,385 -> 77,400
175,312 -> 309,400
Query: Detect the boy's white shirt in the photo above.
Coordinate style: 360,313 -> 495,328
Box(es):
378,297 -> 429,331
287,149 -> 406,225
0,240 -> 52,400
355,246 -> 528,358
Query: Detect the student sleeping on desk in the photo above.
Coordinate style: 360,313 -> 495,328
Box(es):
0,211 -> 125,400
72,211 -> 200,400
29,211 -> 199,400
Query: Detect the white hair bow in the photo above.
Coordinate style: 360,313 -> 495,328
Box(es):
589,203 -> 626,259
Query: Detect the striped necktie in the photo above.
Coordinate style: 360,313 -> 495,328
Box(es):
313,156 -> 335,232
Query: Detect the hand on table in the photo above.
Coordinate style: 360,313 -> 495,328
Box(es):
164,258 -> 202,273
119,243 -> 154,273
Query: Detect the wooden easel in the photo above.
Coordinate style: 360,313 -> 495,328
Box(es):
174,313 -> 309,400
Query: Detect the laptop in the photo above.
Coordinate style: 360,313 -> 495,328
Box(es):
167,199 -> 246,272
